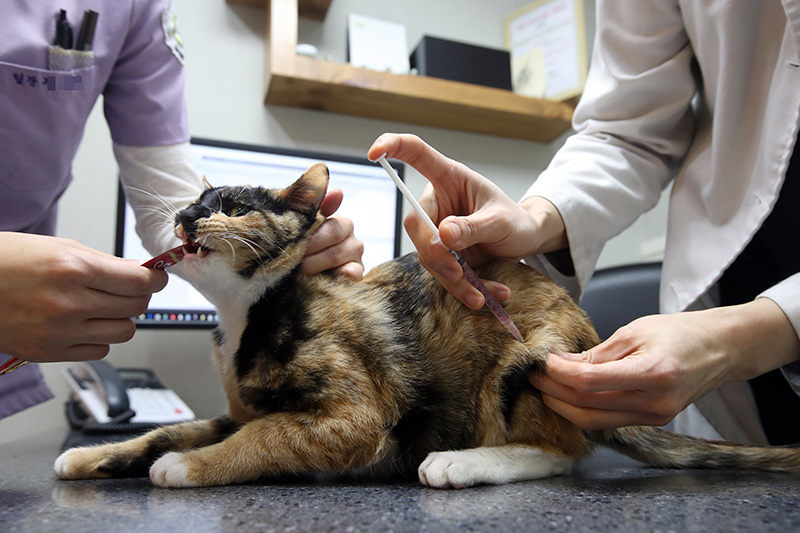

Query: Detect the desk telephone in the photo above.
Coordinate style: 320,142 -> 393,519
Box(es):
62,360 -> 194,433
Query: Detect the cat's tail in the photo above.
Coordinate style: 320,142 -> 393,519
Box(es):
596,426 -> 800,472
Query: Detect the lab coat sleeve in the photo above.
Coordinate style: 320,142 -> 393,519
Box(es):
758,273 -> 800,393
114,141 -> 203,257
522,0 -> 698,298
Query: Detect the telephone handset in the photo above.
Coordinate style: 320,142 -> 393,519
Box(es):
62,360 -> 195,432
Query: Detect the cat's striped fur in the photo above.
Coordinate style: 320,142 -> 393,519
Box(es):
55,163 -> 800,488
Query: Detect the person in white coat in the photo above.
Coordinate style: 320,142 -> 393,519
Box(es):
368,0 -> 800,445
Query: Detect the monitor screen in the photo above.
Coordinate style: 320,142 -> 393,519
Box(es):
116,138 -> 404,328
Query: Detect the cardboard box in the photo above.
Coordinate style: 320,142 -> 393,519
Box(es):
410,36 -> 512,90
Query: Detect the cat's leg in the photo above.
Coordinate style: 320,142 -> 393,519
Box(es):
54,416 -> 238,480
149,412 -> 384,487
418,444 -> 574,489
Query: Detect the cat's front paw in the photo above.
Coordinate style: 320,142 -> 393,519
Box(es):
418,450 -> 492,489
54,447 -> 114,480
150,452 -> 195,488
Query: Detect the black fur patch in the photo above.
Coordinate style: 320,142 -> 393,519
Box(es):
235,269 -> 314,378
500,361 -> 544,425
239,370 -> 330,413
98,433 -> 175,478
392,383 -> 475,472
212,415 -> 241,439
212,327 -> 225,348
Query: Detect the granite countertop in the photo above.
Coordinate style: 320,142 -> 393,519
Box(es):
2,428 -> 799,532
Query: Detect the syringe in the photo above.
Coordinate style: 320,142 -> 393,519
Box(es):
375,154 -> 524,343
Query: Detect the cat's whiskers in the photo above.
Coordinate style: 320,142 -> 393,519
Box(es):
124,186 -> 182,219
209,228 -> 272,264
125,186 -> 186,240
132,205 -> 178,225
212,188 -> 224,214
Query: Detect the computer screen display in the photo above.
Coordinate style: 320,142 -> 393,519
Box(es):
116,138 -> 404,328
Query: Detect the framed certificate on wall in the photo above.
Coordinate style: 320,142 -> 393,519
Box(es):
506,0 -> 588,101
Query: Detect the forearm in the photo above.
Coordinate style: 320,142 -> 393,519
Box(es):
702,299 -> 800,387
114,142 -> 204,256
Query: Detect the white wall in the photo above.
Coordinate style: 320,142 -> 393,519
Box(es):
2,0 -> 668,442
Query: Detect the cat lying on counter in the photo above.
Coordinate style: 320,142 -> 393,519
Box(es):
55,163 -> 800,488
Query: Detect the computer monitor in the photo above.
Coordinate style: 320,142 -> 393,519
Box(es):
116,138 -> 404,328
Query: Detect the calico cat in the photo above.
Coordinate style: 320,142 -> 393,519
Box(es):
55,163 -> 800,488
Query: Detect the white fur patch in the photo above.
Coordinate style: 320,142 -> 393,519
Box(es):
150,452 -> 194,487
418,445 -> 574,489
53,448 -> 81,478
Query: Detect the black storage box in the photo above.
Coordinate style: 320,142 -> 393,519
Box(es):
410,35 -> 512,91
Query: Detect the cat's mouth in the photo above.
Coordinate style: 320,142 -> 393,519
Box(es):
187,241 -> 213,258
176,228 -> 213,258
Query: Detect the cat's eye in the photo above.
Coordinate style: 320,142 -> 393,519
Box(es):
228,206 -> 250,217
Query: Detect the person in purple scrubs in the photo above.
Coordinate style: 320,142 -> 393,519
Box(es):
0,1 -> 363,418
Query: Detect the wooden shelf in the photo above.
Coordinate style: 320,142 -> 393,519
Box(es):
227,0 -> 575,142
227,0 -> 331,20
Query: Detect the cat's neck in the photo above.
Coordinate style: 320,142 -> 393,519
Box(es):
217,267 -> 308,374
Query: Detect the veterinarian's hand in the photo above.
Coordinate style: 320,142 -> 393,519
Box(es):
368,133 -> 568,309
531,299 -> 800,429
0,232 -> 168,362
301,189 -> 365,280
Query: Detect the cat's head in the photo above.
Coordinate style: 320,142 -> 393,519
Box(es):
174,163 -> 329,289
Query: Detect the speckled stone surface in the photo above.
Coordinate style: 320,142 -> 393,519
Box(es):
2,429 -> 799,532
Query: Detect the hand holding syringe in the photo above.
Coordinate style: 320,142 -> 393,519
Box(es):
374,154 -> 524,342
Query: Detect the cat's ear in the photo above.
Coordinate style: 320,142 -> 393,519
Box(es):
202,175 -> 213,189
279,163 -> 329,213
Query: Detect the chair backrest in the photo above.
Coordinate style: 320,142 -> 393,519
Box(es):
579,262 -> 662,341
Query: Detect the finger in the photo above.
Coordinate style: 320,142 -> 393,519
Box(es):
406,213 -> 460,280
369,133 -> 458,188
540,392 -> 664,430
409,221 -> 484,308
328,262 -> 365,281
301,236 -> 364,277
36,318 -> 138,362
432,269 -> 485,310
319,189 -> 344,217
86,258 -> 169,297
63,318 -> 138,347
482,280 -> 511,302
542,351 -> 651,394
53,344 -> 112,363
77,292 -> 153,320
533,372 -> 652,413
567,327 -> 648,365
306,215 -> 354,256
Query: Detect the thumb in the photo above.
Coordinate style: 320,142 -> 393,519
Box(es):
575,335 -> 632,364
439,211 -> 504,251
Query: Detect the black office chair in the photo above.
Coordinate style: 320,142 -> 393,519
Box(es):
579,262 -> 662,341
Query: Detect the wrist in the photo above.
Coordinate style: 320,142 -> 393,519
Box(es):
712,299 -> 800,384
519,196 -> 568,254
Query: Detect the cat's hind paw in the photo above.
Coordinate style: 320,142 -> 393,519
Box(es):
150,452 -> 194,488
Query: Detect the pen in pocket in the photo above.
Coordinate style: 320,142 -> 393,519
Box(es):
54,9 -> 73,49
75,10 -> 99,51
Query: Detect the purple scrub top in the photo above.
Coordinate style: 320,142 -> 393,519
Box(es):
0,0 -> 190,418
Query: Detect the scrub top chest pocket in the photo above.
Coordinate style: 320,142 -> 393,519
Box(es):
0,58 -> 100,232
0,59 -> 99,192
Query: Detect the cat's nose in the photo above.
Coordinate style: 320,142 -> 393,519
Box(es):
177,205 -> 212,239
